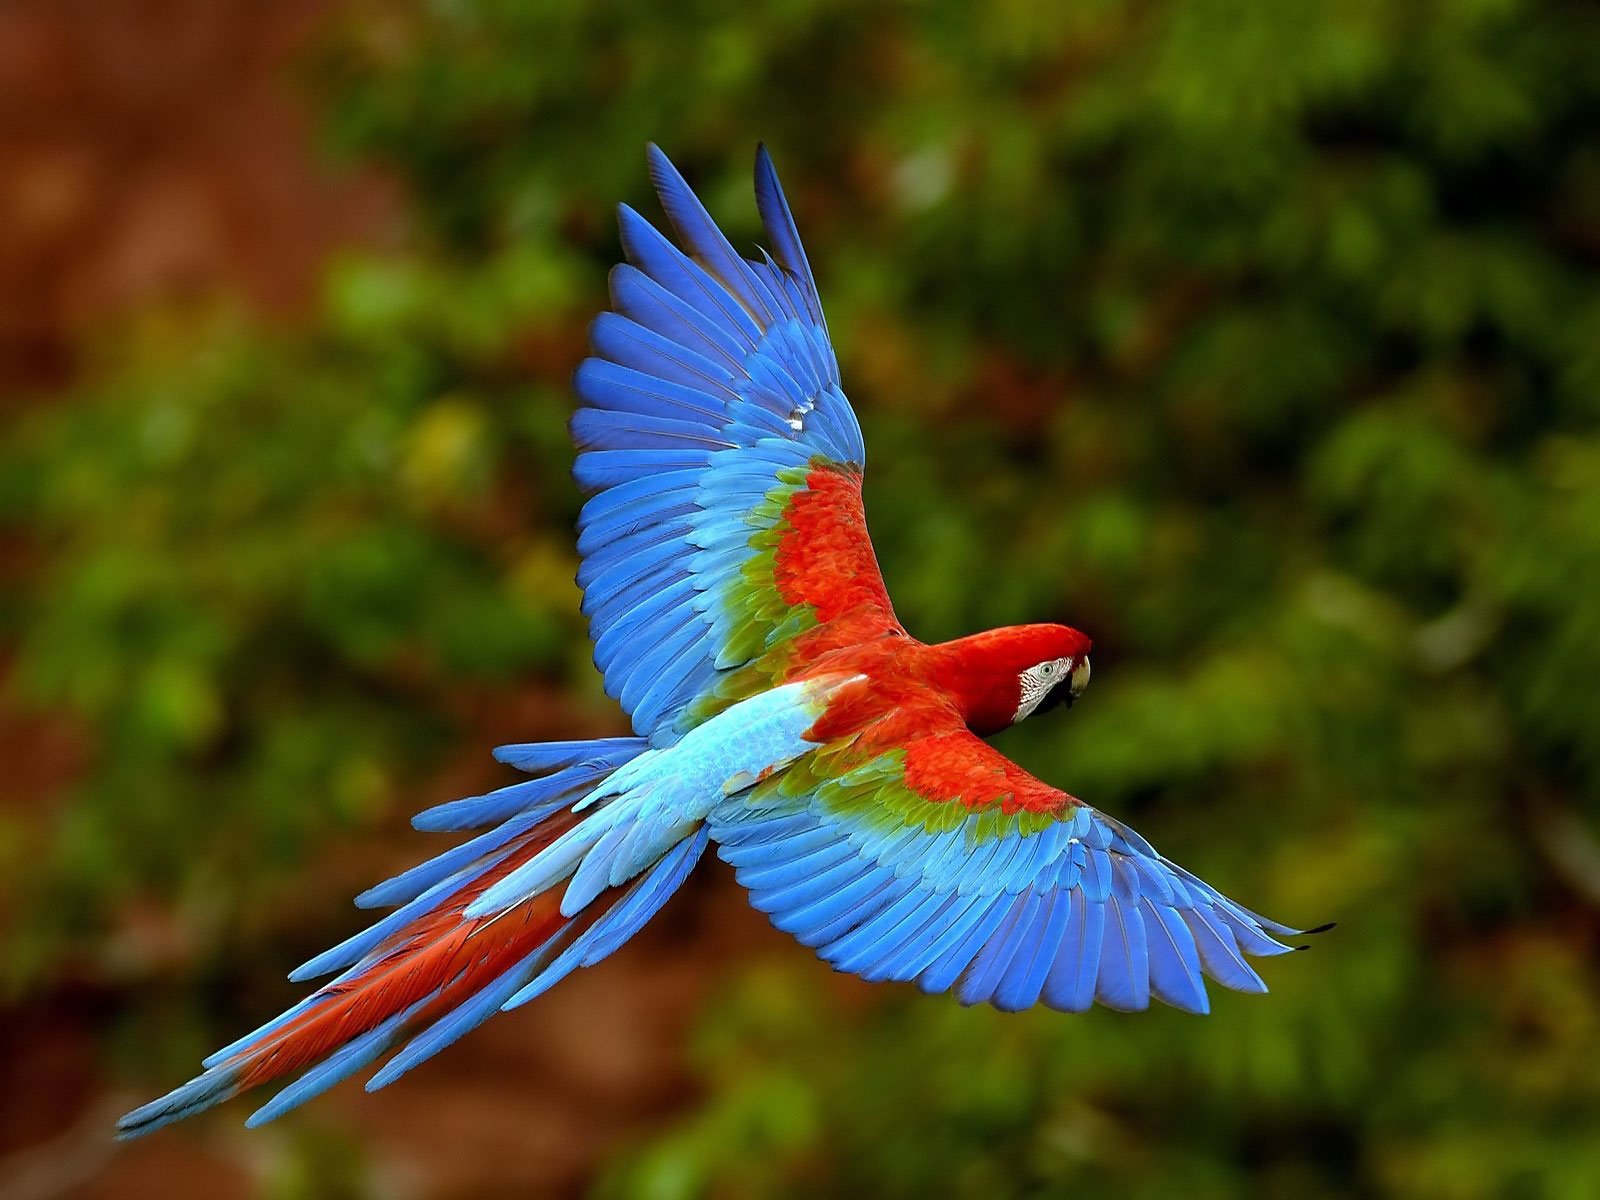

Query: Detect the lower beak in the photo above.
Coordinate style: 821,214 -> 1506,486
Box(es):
1039,687 -> 1075,715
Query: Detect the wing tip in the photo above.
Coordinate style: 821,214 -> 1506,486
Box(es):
644,142 -> 687,203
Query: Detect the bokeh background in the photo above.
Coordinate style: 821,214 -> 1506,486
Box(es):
4,1 -> 1600,1197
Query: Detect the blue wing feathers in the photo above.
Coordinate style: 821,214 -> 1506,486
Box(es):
754,252 -> 818,332
733,823 -> 850,880
830,888 -> 953,977
573,448 -> 713,492
920,826 -> 980,890
769,864 -> 884,942
576,502 -> 695,562
995,889 -> 1072,1012
918,894 -> 1017,995
644,145 -> 786,325
1043,895 -> 1105,1012
630,635 -> 715,733
586,564 -> 692,636
1215,908 -> 1299,958
753,145 -> 823,324
588,312 -> 738,394
889,893 -> 982,987
575,476 -> 698,541
758,855 -> 871,919
956,891 -> 1040,1006
573,358 -> 726,423
592,591 -> 696,679
615,617 -> 703,713
1133,857 -> 1178,906
710,794 -> 1303,1015
579,531 -> 691,600
715,811 -> 816,849
1111,855 -> 1143,903
576,148 -> 864,739
1143,900 -> 1210,1014
591,575 -> 698,665
1081,847 -> 1112,903
798,871 -> 917,949
617,624 -> 713,720
617,204 -> 766,346
742,838 -> 855,897
570,407 -> 735,453
1184,909 -> 1269,993
610,264 -> 747,367
1095,895 -> 1150,1011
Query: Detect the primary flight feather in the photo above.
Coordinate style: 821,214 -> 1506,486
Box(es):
119,145 -> 1318,1138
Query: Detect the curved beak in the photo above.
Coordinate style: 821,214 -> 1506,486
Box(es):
1068,655 -> 1091,703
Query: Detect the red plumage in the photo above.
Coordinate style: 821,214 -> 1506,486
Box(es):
795,624 -> 1092,815
756,457 -> 1092,758
772,465 -> 898,623
229,810 -> 596,1092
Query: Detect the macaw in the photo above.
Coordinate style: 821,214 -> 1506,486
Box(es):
120,146 -> 1321,1138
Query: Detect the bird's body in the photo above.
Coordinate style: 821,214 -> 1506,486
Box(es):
120,146 -> 1314,1139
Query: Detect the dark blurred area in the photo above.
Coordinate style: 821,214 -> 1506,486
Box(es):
4,1 -> 1600,1197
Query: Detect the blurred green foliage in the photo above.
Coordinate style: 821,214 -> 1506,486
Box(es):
6,0 -> 1600,1195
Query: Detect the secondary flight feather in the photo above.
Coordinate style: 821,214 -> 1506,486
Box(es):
119,145 -> 1321,1138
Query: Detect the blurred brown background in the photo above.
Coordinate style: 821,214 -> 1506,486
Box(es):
0,1 -> 386,391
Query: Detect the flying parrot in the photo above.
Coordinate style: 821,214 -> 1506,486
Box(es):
119,146 -> 1320,1138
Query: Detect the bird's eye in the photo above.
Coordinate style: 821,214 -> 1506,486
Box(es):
1039,662 -> 1056,678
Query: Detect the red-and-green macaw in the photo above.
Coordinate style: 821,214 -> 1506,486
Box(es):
121,147 -> 1321,1138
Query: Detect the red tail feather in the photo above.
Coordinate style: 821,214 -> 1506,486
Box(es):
229,810 -> 598,1092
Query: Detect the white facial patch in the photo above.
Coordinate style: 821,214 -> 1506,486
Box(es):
1013,656 -> 1072,723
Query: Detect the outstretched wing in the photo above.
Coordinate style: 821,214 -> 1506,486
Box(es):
573,146 -> 900,745
710,703 -> 1310,1013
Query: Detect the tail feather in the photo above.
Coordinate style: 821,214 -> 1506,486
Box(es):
245,1001 -> 423,1128
116,734 -> 704,1140
491,737 -> 645,772
232,856 -> 575,1092
413,755 -> 636,834
362,944 -> 552,1094
372,824 -> 710,1086
501,825 -> 709,1011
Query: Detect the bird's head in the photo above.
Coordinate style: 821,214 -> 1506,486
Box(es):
1013,640 -> 1092,724
930,623 -> 1092,735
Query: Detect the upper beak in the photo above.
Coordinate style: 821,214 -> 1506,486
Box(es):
1069,656 -> 1091,702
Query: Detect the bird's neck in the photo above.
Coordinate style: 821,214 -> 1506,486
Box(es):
920,630 -> 1026,736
